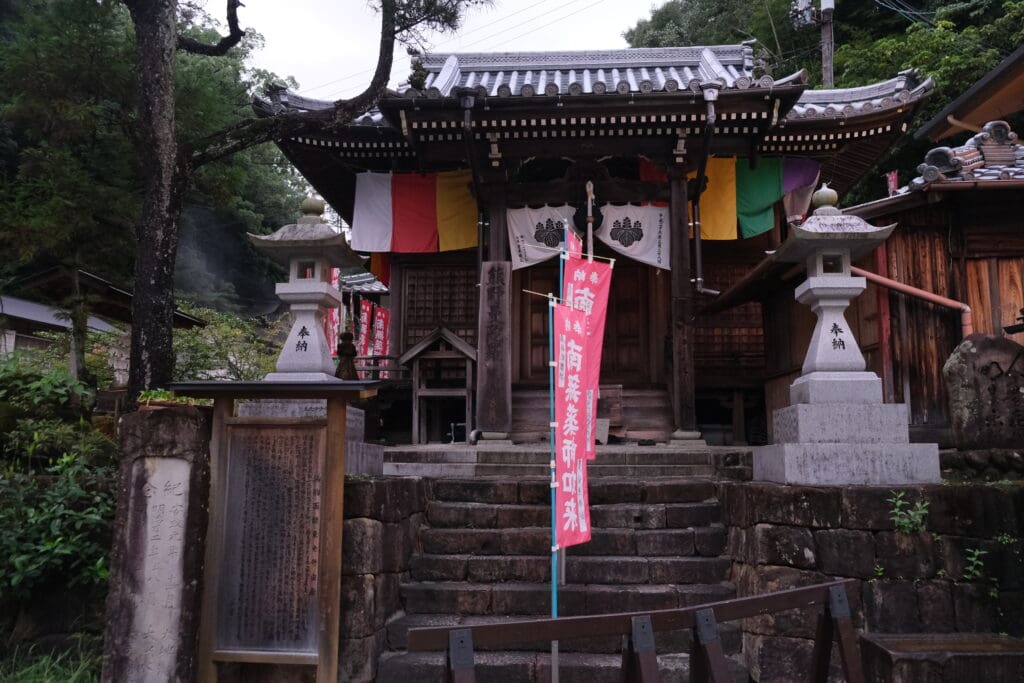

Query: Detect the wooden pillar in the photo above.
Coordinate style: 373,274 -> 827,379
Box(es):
476,261 -> 512,439
488,187 -> 509,262
476,186 -> 512,440
669,169 -> 697,433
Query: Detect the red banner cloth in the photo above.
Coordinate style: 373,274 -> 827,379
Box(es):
562,256 -> 613,459
358,299 -> 374,378
554,303 -> 592,549
391,173 -> 439,253
566,228 -> 583,258
325,268 -> 340,356
372,307 -> 390,378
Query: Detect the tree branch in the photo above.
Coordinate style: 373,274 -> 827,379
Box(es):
177,0 -> 245,56
331,0 -> 397,120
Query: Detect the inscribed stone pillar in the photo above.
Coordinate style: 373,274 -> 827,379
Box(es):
102,406 -> 211,683
476,261 -> 512,439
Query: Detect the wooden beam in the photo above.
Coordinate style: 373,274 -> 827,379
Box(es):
669,168 -> 697,431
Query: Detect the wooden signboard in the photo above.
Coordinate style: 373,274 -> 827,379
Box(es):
170,382 -> 377,683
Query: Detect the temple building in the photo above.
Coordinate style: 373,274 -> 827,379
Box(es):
259,44 -> 934,444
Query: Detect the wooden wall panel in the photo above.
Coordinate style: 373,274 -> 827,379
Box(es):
998,258 -> 1024,333
966,259 -> 993,334
885,228 -> 958,426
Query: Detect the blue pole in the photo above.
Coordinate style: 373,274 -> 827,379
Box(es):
548,294 -> 558,621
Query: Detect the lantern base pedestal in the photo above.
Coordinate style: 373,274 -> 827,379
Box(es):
753,442 -> 940,486
790,371 -> 881,404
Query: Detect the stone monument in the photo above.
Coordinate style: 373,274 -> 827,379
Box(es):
754,185 -> 941,485
249,197 -> 365,382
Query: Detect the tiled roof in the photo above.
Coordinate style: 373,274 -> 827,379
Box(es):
406,45 -> 788,98
908,120 -> 1024,190
785,69 -> 933,121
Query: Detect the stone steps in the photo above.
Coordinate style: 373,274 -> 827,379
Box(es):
410,554 -> 732,585
375,474 -> 741,682
384,461 -> 716,478
385,613 -> 743,655
420,526 -> 725,557
425,500 -> 721,529
401,581 -> 736,616
377,650 -> 748,683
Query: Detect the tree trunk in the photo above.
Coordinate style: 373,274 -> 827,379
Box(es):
126,0 -> 188,396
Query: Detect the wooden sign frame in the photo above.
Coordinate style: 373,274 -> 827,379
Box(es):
170,382 -> 377,683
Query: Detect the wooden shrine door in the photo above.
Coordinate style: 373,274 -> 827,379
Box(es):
514,258 -> 658,386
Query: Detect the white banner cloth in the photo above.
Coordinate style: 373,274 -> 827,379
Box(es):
596,204 -> 670,270
506,205 -> 575,270
351,172 -> 393,252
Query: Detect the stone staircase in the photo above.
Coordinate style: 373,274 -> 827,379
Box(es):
376,477 -> 745,682
383,443 -> 728,478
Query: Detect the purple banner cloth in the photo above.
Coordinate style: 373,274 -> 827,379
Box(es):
783,158 -> 821,193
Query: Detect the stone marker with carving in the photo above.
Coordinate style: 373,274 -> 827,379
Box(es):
753,185 -> 941,485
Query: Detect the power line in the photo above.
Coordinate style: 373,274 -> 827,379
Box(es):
296,0 -> 567,97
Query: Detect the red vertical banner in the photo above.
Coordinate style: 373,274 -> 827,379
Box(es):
372,307 -> 390,378
886,170 -> 899,197
562,257 -> 613,459
357,299 -> 374,378
566,229 -> 583,258
554,303 -> 591,549
325,268 -> 340,356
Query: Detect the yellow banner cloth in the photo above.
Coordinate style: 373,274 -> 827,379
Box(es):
435,170 -> 479,251
688,158 -> 737,240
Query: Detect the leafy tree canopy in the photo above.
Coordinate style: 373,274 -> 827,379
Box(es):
625,0 -> 1024,201
0,0 -> 305,311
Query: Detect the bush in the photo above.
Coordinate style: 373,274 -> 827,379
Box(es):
0,355 -> 117,607
0,452 -> 115,602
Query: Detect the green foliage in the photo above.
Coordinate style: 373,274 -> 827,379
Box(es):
962,547 -> 988,581
0,354 -> 117,604
0,353 -> 89,422
874,562 -> 885,579
0,0 -> 307,309
0,641 -> 101,683
0,452 -> 115,601
172,304 -> 285,381
887,490 -> 929,534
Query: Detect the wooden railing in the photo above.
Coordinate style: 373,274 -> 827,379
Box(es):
407,579 -> 864,683
354,355 -> 408,380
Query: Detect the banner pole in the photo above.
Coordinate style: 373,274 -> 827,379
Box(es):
547,293 -> 560,682
586,180 -> 594,262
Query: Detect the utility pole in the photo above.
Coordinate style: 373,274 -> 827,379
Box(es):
820,0 -> 835,87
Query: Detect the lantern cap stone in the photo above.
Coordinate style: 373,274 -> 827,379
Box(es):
248,199 -> 365,268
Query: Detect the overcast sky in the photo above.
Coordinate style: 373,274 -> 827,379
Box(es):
241,0 -> 661,101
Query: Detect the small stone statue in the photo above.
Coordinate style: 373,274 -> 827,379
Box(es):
335,332 -> 358,380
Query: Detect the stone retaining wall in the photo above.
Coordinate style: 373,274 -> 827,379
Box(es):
719,481 -> 1024,682
340,477 -> 426,682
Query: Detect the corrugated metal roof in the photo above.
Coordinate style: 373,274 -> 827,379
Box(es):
0,295 -> 119,333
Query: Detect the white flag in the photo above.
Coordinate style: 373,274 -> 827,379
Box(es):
506,205 -> 575,270
351,172 -> 393,252
596,204 -> 670,270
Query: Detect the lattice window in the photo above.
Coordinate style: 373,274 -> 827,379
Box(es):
403,265 -> 478,352
696,262 -> 766,374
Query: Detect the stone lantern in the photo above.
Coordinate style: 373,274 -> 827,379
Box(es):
754,185 -> 940,485
249,198 -> 365,381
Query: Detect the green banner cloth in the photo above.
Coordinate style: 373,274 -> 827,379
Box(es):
736,158 -> 784,238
